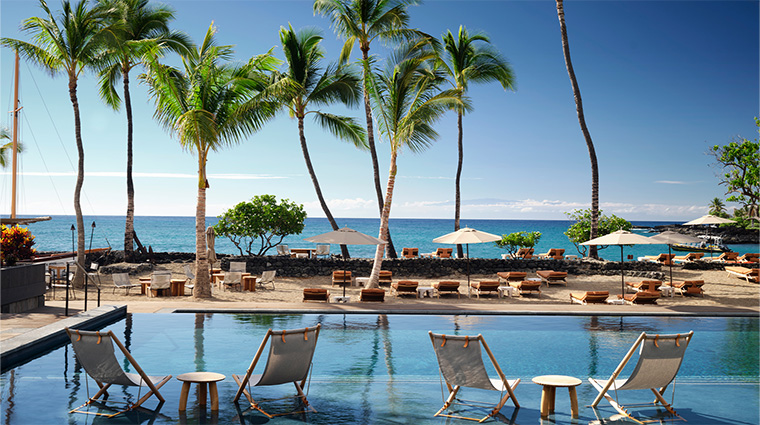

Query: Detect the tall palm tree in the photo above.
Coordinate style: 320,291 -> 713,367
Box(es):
277,25 -> 366,259
314,0 -> 425,259
556,0 -> 600,258
365,44 -> 464,287
140,23 -> 279,298
438,26 -> 515,258
709,197 -> 726,216
97,0 -> 192,260
2,0 -> 112,283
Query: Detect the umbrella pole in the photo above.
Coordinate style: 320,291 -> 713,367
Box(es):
668,244 -> 673,286
343,256 -> 347,298
620,246 -> 625,298
466,244 -> 471,298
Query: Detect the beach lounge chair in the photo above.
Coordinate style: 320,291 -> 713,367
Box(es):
666,280 -> 705,296
469,281 -> 500,298
536,270 -> 568,286
183,264 -> 195,293
233,325 -> 321,418
433,281 -> 460,298
220,272 -> 242,291
258,270 -> 276,290
402,247 -> 419,258
360,288 -> 385,302
428,332 -> 520,422
392,280 -> 418,297
641,253 -> 676,266
303,288 -> 329,302
314,244 -> 330,258
431,248 -> 453,258
148,272 -> 171,297
570,291 -> 609,305
112,272 -> 139,295
509,280 -> 541,297
276,244 -> 290,256
537,248 -> 564,260
709,252 -> 739,263
496,271 -> 526,283
625,280 -> 662,293
332,270 -> 352,287
673,252 -> 704,263
738,253 -> 760,263
725,266 -> 760,283
379,270 -> 393,286
619,291 -> 660,305
589,331 -> 694,423
515,248 -> 534,259
65,328 -> 171,418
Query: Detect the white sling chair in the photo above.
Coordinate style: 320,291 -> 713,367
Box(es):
589,331 -> 694,423
233,325 -> 321,418
428,332 -> 520,422
258,270 -> 276,290
112,272 -> 140,295
65,328 -> 171,418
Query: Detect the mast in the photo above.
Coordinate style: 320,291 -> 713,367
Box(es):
11,50 -> 21,219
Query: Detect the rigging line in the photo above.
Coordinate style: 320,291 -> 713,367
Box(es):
22,111 -> 68,215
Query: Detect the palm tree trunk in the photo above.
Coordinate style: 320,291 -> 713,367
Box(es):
193,157 -> 211,298
122,66 -> 135,260
361,49 -> 397,259
556,0 -> 599,258
368,149 -> 397,288
455,110 -> 464,258
69,75 -> 85,286
298,115 -> 349,258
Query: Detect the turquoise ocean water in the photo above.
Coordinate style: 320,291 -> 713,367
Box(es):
21,215 -> 757,261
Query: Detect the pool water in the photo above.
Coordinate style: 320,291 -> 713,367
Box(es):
1,314 -> 758,424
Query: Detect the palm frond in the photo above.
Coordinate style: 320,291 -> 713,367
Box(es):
311,111 -> 367,148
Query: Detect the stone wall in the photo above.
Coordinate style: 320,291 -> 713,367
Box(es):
1,264 -> 46,313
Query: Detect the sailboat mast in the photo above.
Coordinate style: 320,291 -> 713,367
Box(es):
11,50 -> 21,219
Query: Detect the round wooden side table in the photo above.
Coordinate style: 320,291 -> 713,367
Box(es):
531,374 -> 582,418
177,372 -> 226,411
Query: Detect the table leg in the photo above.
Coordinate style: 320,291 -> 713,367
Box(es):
548,386 -> 556,413
569,386 -> 579,418
198,382 -> 207,406
540,386 -> 550,418
209,382 -> 219,411
179,382 -> 191,411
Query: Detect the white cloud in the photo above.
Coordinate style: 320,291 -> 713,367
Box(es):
655,180 -> 687,185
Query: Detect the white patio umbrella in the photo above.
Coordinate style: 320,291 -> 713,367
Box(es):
683,214 -> 734,258
205,226 -> 217,268
433,227 -> 501,297
304,227 -> 385,297
648,231 -> 702,286
581,230 -> 657,297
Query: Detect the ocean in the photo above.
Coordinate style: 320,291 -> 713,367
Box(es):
20,215 -> 757,261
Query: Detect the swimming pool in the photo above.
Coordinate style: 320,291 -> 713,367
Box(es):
1,314 -> 758,424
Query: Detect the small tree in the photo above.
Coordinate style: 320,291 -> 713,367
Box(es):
565,209 -> 631,257
1,225 -> 37,266
213,195 -> 307,256
494,231 -> 541,258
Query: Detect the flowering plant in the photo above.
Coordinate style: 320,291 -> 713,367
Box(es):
1,224 -> 37,266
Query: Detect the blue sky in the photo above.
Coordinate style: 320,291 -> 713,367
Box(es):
1,0 -> 758,222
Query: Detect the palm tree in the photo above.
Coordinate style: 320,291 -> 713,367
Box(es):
313,0 -> 425,259
709,197 -> 726,216
277,25 -> 366,259
2,0 -> 112,283
140,23 -> 279,298
0,128 -> 22,169
556,0 -> 600,258
96,0 -> 192,260
438,26 -> 515,258
365,44 -> 464,287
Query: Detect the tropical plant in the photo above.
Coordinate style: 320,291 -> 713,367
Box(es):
564,209 -> 632,257
364,43 -> 465,287
140,23 -> 279,298
1,225 -> 37,266
0,127 -> 23,169
494,231 -> 541,258
313,0 -> 426,258
437,25 -> 515,258
213,195 -> 307,256
2,0 -> 113,283
96,0 -> 192,260
275,25 -> 366,259
555,0 -> 600,258
708,197 -> 728,218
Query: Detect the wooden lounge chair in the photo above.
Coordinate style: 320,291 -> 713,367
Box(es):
537,248 -> 564,260
379,270 -> 393,286
619,291 -> 660,305
738,253 -> 760,263
589,331 -> 694,423
391,280 -> 418,297
673,252 -> 704,263
428,332 -> 520,422
65,328 -> 171,418
725,266 -> 760,283
515,247 -> 534,259
469,281 -> 500,298
402,247 -> 419,258
430,248 -> 453,258
360,288 -> 385,302
509,280 -> 541,297
332,270 -> 352,286
625,280 -> 662,293
496,271 -> 526,283
570,291 -> 609,305
536,270 -> 568,286
667,280 -> 705,296
303,288 -> 329,302
112,272 -> 140,295
433,281 -> 460,298
709,252 -> 739,262
641,253 -> 675,265
233,325 -> 321,418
